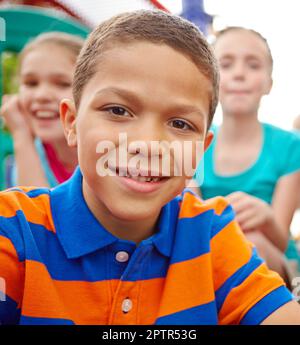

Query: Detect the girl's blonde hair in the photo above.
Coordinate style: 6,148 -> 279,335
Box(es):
19,31 -> 85,67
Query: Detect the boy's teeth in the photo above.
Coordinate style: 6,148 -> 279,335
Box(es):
126,175 -> 162,182
131,176 -> 147,182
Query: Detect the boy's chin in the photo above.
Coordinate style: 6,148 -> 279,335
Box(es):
108,189 -> 184,222
108,182 -> 185,222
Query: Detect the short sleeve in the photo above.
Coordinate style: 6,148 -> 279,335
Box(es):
0,230 -> 24,325
210,197 -> 294,325
278,130 -> 300,177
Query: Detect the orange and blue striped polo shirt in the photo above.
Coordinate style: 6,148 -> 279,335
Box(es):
0,168 -> 293,325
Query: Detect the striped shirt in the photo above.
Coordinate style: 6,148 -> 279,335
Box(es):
0,168 -> 293,325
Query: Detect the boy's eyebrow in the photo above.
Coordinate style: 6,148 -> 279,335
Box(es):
94,87 -> 206,117
95,87 -> 142,106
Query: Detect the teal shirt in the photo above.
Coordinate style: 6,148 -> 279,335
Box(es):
0,128 -> 13,190
195,122 -> 300,265
198,123 -> 300,203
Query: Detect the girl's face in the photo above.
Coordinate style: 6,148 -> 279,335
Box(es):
214,29 -> 273,117
19,44 -> 75,143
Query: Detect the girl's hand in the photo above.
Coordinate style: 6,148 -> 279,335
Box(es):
225,191 -> 274,234
1,94 -> 33,138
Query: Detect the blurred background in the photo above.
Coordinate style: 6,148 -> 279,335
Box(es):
164,0 -> 300,131
0,0 -> 300,235
1,0 -> 299,127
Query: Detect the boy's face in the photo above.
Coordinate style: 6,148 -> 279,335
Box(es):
215,30 -> 273,117
61,42 -> 213,223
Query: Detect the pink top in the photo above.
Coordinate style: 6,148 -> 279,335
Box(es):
43,143 -> 74,183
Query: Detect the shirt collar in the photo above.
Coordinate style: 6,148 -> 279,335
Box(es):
151,195 -> 179,257
50,167 -> 117,259
50,167 -> 179,259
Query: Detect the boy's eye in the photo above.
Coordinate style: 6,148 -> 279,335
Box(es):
104,106 -> 130,117
170,119 -> 193,131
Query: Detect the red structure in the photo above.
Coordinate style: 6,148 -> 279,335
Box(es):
0,0 -> 168,27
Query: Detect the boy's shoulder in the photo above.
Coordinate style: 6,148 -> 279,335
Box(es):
0,186 -> 54,231
0,185 -> 51,206
178,189 -> 232,220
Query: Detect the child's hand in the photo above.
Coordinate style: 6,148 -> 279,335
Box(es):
1,94 -> 33,138
225,191 -> 274,233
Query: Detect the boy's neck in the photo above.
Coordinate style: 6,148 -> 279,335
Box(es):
98,214 -> 159,245
82,179 -> 160,245
220,111 -> 261,142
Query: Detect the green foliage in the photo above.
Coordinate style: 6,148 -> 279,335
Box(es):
2,51 -> 19,95
1,52 -> 18,134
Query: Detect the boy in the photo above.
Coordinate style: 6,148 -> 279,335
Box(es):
0,10 -> 300,325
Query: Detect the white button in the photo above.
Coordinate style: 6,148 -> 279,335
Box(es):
115,251 -> 129,263
122,298 -> 133,313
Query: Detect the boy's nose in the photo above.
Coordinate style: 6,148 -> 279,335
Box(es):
127,118 -> 168,156
132,118 -> 166,142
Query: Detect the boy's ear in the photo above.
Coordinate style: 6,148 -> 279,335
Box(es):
60,99 -> 77,147
204,130 -> 214,151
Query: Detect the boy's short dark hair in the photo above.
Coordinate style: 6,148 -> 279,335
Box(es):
73,10 -> 219,128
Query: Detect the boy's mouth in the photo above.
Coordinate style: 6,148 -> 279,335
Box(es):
115,167 -> 169,182
122,175 -> 166,183
110,167 -> 170,193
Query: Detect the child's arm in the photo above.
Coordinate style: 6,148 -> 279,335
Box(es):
13,131 -> 49,187
271,170 -> 300,242
261,300 -> 300,324
225,190 -> 292,252
1,95 -> 49,187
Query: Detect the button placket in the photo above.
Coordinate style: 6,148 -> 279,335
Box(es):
109,245 -> 153,324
